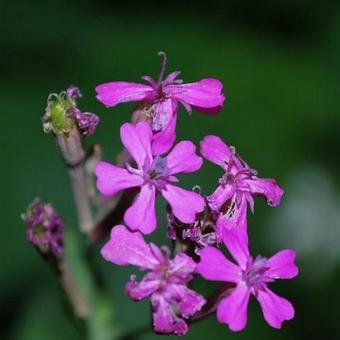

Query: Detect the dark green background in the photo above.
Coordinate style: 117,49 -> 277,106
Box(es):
1,1 -> 340,339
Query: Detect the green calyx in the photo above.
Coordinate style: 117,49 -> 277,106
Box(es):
42,91 -> 76,135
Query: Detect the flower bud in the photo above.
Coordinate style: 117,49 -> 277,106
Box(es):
22,198 -> 64,257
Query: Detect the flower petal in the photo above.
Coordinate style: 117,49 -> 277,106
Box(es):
223,228 -> 250,269
95,81 -> 154,107
101,225 -> 159,270
152,104 -> 178,156
125,273 -> 160,300
161,184 -> 205,224
245,177 -> 284,207
217,284 -> 251,332
215,194 -> 248,242
200,135 -> 246,172
196,246 -> 240,283
257,288 -> 295,329
167,284 -> 206,317
165,141 -> 203,175
150,98 -> 174,132
267,250 -> 299,280
169,252 -> 196,280
120,122 -> 153,168
95,161 -> 143,196
151,294 -> 188,336
200,135 -> 231,166
124,184 -> 157,234
167,78 -> 225,111
207,184 -> 236,211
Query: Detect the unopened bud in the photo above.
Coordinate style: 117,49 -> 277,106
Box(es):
22,198 -> 64,257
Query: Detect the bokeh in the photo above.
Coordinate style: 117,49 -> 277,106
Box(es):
1,1 -> 340,339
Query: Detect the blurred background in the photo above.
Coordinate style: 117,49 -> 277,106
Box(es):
1,0 -> 340,339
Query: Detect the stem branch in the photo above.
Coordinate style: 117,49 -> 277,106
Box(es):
56,128 -> 94,234
190,283 -> 234,323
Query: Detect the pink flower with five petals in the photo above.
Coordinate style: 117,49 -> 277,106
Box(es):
95,122 -> 205,234
196,228 -> 298,331
95,52 -> 225,155
101,225 -> 206,336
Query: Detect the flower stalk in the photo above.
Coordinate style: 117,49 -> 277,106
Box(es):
58,257 -> 90,318
56,128 -> 94,234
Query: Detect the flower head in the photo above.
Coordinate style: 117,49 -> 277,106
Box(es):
22,198 -> 64,257
101,225 -> 206,335
200,135 -> 284,240
95,52 -> 225,155
95,122 -> 205,234
196,229 -> 298,331
42,85 -> 99,136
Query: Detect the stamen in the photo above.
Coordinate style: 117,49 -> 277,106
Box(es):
226,199 -> 236,218
220,198 -> 236,218
157,51 -> 167,84
225,145 -> 236,174
125,163 -> 141,176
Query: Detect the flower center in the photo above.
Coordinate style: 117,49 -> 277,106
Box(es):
148,157 -> 167,180
243,256 -> 271,292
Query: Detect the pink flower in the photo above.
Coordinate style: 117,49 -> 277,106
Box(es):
101,225 -> 206,336
196,229 -> 298,331
95,122 -> 205,234
95,52 -> 225,155
200,135 -> 284,240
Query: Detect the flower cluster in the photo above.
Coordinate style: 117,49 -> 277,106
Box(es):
22,198 -> 64,257
96,53 -> 298,335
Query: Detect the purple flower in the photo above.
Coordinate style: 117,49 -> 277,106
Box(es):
95,52 -> 225,155
101,225 -> 206,336
197,229 -> 298,331
22,198 -> 64,257
95,122 -> 205,234
200,135 -> 284,240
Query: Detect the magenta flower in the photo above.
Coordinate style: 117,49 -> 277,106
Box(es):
200,135 -> 284,240
102,225 -> 206,336
95,52 -> 225,155
95,122 -> 205,234
197,229 -> 298,331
